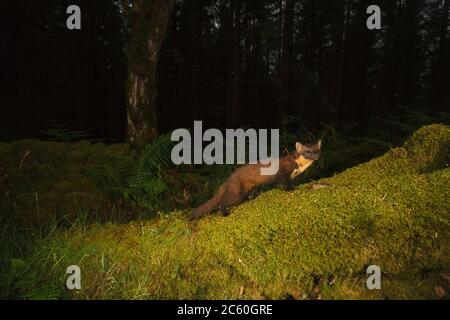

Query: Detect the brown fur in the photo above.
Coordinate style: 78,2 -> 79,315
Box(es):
189,141 -> 321,220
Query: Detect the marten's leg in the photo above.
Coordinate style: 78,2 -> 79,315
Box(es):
247,188 -> 259,200
219,187 -> 245,216
280,176 -> 293,191
219,205 -> 230,217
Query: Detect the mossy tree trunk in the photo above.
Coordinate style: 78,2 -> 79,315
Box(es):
125,0 -> 175,149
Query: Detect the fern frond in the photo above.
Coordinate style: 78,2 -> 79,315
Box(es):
131,133 -> 175,178
88,132 -> 177,214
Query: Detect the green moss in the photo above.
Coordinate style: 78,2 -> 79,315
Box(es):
0,139 -> 135,225
1,125 -> 450,299
404,123 -> 450,172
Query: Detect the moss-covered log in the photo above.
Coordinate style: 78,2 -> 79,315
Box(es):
1,124 -> 449,299
125,0 -> 176,149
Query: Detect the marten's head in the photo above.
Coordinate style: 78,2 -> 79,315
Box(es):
290,140 -> 321,177
295,140 -> 321,160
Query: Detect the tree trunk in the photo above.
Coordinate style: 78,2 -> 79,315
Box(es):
305,0 -> 317,71
346,0 -> 372,135
125,0 -> 176,149
278,0 -> 284,65
279,0 -> 294,123
336,0 -> 350,122
431,0 -> 450,113
189,0 -> 204,120
226,0 -> 241,128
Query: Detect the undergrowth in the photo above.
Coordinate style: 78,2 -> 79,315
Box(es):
0,124 -> 449,299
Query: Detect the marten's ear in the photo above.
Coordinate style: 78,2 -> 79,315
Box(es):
295,142 -> 304,153
317,140 -> 322,149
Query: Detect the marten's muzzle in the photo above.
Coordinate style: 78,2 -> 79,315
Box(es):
304,152 -> 320,161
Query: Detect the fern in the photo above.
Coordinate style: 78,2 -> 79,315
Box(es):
41,120 -> 94,142
87,155 -> 129,199
88,133 -> 176,215
129,133 -> 174,183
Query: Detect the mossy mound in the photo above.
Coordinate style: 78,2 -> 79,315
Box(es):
2,124 -> 450,299
0,140 -> 135,224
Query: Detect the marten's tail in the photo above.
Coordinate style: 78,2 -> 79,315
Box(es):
189,185 -> 226,220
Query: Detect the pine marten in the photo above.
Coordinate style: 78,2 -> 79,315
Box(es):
189,140 -> 321,220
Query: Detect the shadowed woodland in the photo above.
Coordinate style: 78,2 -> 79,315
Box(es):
0,0 -> 449,300
2,0 -> 449,141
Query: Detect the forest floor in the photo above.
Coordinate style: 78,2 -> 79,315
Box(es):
0,124 -> 449,299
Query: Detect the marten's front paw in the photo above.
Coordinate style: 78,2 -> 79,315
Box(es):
220,207 -> 230,217
282,185 -> 294,192
187,212 -> 203,221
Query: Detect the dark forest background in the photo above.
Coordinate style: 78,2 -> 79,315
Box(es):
1,0 -> 449,142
